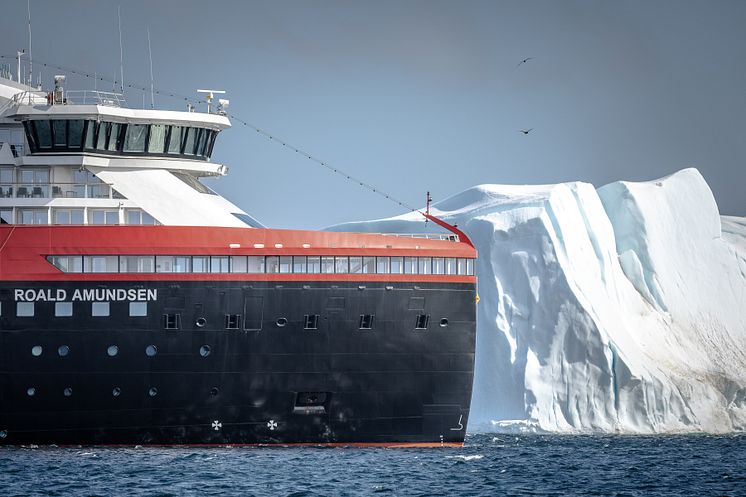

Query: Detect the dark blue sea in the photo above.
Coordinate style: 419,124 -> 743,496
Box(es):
0,433 -> 744,496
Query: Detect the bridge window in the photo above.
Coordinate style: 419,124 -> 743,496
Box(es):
68,120 -> 84,148
123,123 -> 148,152
34,120 -> 52,148
84,120 -> 96,149
52,120 -> 67,147
107,123 -> 122,151
167,126 -> 183,154
148,124 -> 167,153
183,127 -> 196,155
96,122 -> 109,149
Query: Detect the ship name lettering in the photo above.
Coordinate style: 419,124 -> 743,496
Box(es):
14,288 -> 157,302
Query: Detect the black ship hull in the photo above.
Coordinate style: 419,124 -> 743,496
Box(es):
0,280 -> 476,446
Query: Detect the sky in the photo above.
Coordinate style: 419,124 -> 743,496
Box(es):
1,0 -> 744,228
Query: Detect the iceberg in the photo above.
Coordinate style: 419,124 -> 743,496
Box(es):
328,168 -> 746,433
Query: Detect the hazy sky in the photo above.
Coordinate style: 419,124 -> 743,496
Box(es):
1,0 -> 744,228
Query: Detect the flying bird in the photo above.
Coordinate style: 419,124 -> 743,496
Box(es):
517,57 -> 533,67
518,128 -> 533,135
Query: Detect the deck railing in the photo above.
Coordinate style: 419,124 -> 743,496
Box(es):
0,182 -> 125,200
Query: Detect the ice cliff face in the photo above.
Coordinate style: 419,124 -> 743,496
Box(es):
328,168 -> 746,433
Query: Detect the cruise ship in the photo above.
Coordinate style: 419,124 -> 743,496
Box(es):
0,65 -> 477,446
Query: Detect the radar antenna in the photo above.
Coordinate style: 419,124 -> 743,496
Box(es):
197,89 -> 226,114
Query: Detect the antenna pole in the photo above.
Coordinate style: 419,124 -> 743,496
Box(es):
27,0 -> 32,86
118,5 -> 124,94
147,26 -> 154,108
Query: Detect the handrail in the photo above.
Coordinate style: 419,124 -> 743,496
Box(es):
64,90 -> 125,107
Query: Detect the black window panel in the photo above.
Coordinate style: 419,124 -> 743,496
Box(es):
225,314 -> 241,329
415,314 -> 430,330
163,313 -> 181,330
359,314 -> 375,330
34,120 -> 52,149
123,123 -> 149,152
52,120 -> 67,147
23,121 -> 37,152
303,314 -> 319,330
67,120 -> 84,148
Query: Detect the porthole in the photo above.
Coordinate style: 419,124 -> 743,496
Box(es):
112,387 -> 121,397
63,387 -> 72,397
107,345 -> 119,357
0,430 -> 7,438
276,317 -> 288,327
31,345 -> 42,357
148,387 -> 158,397
199,345 -> 211,357
195,317 -> 207,327
145,345 -> 157,357
440,318 -> 449,327
210,386 -> 219,396
58,345 -> 70,357
26,387 -> 35,397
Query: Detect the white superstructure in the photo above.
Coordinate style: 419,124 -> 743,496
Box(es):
0,74 -> 262,228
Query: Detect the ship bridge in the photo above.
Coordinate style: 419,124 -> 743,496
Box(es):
0,76 -> 262,229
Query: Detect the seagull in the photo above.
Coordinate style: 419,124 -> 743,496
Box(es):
517,57 -> 533,67
518,128 -> 533,135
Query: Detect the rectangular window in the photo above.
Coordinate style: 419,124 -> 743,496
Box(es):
225,314 -> 241,329
119,255 -> 155,273
155,255 -> 191,273
433,258 -> 445,275
123,123 -> 148,152
18,209 -> 48,225
335,256 -> 349,274
89,209 -> 118,225
84,255 -> 119,273
376,257 -> 390,274
148,124 -> 167,153
231,256 -> 247,273
359,314 -> 374,330
279,256 -> 292,273
55,302 -> 73,317
247,256 -> 265,273
265,256 -> 280,273
164,313 -> 181,329
321,256 -> 335,274
0,167 -> 13,183
0,209 -> 11,223
293,256 -> 307,273
404,257 -> 417,274
307,256 -> 321,273
210,256 -> 230,273
445,257 -> 457,275
129,302 -> 147,317
17,302 -> 34,317
349,256 -> 363,274
390,257 -> 403,274
53,208 -> 84,224
418,257 -> 432,275
362,256 -> 376,274
415,314 -> 430,330
68,120 -> 84,148
457,258 -> 467,275
96,122 -> 109,150
92,302 -> 110,317
192,256 -> 209,273
467,259 -> 475,276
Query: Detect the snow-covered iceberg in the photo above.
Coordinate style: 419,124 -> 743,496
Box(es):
328,168 -> 746,433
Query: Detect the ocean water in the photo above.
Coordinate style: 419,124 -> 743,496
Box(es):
0,433 -> 743,496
